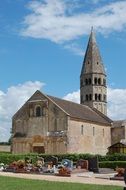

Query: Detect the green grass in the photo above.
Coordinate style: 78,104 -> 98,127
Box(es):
0,176 -> 123,190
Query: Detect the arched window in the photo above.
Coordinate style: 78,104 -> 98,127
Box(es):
88,78 -> 91,85
36,106 -> 42,117
103,128 -> 104,137
98,78 -> 101,85
86,94 -> 88,101
94,77 -> 97,85
85,79 -> 88,85
95,94 -> 98,101
98,94 -> 101,101
93,127 -> 95,136
89,94 -> 92,101
81,125 -> 84,135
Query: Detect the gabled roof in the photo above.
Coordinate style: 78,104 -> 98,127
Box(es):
108,141 -> 126,148
13,90 -> 112,126
48,95 -> 112,125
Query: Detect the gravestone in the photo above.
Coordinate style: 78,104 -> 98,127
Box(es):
61,159 -> 73,170
76,159 -> 88,170
88,156 -> 99,173
45,156 -> 58,166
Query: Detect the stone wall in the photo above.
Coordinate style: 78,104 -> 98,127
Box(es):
0,145 -> 11,152
12,93 -> 67,154
67,118 -> 111,155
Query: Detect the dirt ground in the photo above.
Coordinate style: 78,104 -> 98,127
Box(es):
0,171 -> 125,187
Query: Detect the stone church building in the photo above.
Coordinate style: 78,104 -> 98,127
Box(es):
12,29 -> 112,155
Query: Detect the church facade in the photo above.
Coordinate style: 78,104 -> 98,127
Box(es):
12,29 -> 112,155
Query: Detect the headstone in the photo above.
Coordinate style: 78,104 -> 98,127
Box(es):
76,159 -> 88,170
45,156 -> 58,166
61,159 -> 73,170
88,156 -> 99,173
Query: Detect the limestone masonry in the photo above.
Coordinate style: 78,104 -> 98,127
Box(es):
12,29 -> 113,155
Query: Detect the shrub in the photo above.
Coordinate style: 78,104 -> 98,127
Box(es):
99,161 -> 126,169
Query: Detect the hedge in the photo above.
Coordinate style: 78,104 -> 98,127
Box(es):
1,152 -> 126,165
0,153 -> 95,165
99,161 -> 126,169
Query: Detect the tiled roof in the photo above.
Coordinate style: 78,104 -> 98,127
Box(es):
112,120 -> 126,128
13,90 -> 112,126
48,95 -> 112,125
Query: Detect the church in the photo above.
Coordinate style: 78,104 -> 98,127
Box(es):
11,29 -> 112,155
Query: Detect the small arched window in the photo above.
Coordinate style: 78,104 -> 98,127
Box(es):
81,125 -> 84,135
36,106 -> 42,117
98,78 -> 101,85
95,94 -> 98,101
89,94 -> 92,101
88,78 -> 91,85
94,77 -> 97,85
86,94 -> 88,101
85,79 -> 88,85
93,127 -> 95,136
98,94 -> 101,101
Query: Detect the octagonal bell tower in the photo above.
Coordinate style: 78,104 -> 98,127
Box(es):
80,28 -> 107,115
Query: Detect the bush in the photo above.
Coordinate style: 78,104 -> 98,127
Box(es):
99,161 -> 126,169
1,152 -> 126,165
0,153 -> 95,165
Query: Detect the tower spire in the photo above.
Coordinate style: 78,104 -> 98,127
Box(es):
80,28 -> 107,115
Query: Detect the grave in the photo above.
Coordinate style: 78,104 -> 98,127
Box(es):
88,156 -> 99,173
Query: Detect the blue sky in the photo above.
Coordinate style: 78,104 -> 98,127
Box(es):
0,0 -> 126,141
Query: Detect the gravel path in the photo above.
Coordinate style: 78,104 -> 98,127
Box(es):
0,171 -> 125,187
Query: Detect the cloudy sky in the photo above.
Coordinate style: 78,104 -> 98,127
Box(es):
0,0 -> 126,141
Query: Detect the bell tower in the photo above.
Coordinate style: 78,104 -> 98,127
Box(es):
80,28 -> 107,115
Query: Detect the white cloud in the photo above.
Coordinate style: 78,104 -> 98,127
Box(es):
107,88 -> 126,120
63,87 -> 126,120
1,81 -> 126,142
63,90 -> 80,103
64,43 -> 84,56
0,81 -> 44,142
21,0 -> 126,43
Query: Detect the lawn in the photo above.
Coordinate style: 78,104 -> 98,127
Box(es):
0,176 -> 123,190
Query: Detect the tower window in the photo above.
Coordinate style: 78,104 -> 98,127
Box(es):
97,62 -> 99,65
94,77 -> 97,85
35,106 -> 42,117
88,78 -> 91,85
88,61 -> 90,64
86,95 -> 88,101
98,94 -> 101,101
85,79 -> 88,85
95,94 -> 98,101
89,94 -> 92,101
98,78 -> 101,85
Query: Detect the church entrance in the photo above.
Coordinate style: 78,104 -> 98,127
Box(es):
33,146 -> 45,153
